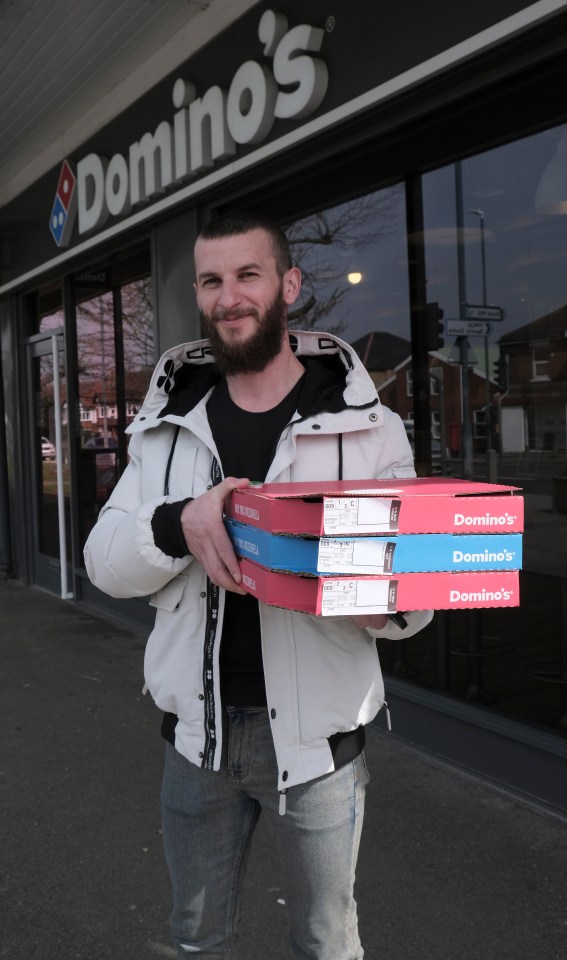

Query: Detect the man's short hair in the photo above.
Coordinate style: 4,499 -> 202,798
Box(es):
198,212 -> 292,277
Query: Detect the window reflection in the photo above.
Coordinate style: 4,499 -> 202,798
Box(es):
423,125 -> 567,470
32,325 -> 70,561
407,123 -> 567,735
286,186 -> 409,343
76,273 -> 154,546
76,278 -> 154,450
284,125 -> 567,735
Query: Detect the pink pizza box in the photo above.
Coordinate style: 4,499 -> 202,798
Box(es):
238,558 -> 520,615
227,477 -> 523,536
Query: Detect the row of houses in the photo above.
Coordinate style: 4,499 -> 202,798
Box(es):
40,304 -> 566,458
354,304 -> 567,456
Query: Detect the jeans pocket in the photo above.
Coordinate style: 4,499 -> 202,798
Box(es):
358,749 -> 371,785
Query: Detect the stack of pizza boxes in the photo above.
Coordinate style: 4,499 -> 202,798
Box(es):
224,478 -> 523,616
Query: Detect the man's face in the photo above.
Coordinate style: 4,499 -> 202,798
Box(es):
194,228 -> 301,375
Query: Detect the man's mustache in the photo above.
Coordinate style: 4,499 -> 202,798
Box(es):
211,307 -> 260,323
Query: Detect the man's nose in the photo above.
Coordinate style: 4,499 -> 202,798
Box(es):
216,278 -> 241,308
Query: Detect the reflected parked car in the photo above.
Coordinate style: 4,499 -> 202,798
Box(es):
41,437 -> 56,460
402,423 -> 451,474
83,436 -> 118,449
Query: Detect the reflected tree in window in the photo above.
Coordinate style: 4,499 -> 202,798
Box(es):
76,278 -> 154,446
285,188 -> 404,337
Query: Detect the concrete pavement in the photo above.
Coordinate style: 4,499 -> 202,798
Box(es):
1,579 -> 566,960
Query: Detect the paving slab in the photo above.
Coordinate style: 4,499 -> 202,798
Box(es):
1,580 -> 566,959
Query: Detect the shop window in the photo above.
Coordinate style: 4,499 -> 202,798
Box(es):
379,122 -> 567,738
78,405 -> 94,422
26,296 -> 71,566
473,408 -> 487,439
532,343 -> 550,381
75,264 -> 154,546
28,285 -> 65,336
431,411 -> 441,440
285,186 -> 411,352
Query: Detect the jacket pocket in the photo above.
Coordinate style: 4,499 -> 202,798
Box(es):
149,574 -> 189,612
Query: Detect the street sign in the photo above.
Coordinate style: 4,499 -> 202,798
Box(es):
446,319 -> 492,337
465,304 -> 504,321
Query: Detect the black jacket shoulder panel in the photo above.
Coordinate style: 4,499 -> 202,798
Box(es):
157,362 -> 220,418
297,355 -> 349,418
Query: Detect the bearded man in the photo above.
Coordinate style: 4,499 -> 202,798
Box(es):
84,212 -> 432,959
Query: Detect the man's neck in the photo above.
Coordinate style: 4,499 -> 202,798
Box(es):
226,345 -> 305,412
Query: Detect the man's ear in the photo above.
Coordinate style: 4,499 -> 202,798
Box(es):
283,266 -> 302,305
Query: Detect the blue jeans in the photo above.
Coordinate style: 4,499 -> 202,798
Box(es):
160,706 -> 369,959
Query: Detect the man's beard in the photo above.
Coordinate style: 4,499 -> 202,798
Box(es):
205,286 -> 287,376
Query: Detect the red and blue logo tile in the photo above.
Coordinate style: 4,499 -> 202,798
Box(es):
49,160 -> 77,247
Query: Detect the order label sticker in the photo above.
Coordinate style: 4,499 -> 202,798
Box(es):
317,538 -> 395,573
323,497 -> 399,533
320,578 -> 398,615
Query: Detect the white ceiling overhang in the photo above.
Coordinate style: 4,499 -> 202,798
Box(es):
0,0 -> 259,207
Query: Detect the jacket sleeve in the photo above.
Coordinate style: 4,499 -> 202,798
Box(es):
374,407 -> 416,480
83,438 -> 193,599
372,407 -> 434,639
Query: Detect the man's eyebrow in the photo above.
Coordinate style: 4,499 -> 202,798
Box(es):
197,261 -> 263,281
237,261 -> 263,271
196,269 -> 220,281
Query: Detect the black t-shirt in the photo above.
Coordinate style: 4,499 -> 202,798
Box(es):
207,374 -> 305,706
160,363 -> 366,768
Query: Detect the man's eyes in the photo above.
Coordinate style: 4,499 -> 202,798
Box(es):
201,271 -> 259,287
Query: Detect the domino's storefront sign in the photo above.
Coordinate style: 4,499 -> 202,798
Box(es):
49,9 -> 329,248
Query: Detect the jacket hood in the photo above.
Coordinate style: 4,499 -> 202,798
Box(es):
128,330 -> 380,432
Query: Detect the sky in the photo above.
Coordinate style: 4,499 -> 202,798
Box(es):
290,122 -> 567,356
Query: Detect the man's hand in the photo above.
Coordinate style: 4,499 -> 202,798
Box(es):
180,477 -> 249,594
351,614 -> 390,631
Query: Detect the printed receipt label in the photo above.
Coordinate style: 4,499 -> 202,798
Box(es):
317,538 -> 395,573
320,578 -> 398,615
323,497 -> 399,533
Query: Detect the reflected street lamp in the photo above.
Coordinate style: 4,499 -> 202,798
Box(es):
470,208 -> 493,458
470,209 -> 487,304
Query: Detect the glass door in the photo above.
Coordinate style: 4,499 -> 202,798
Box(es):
23,247 -> 155,622
26,329 -> 72,597
74,268 -> 155,549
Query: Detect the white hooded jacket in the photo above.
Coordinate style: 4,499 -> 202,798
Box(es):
84,330 -> 433,792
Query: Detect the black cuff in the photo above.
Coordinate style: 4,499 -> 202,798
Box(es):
327,725 -> 365,770
151,498 -> 193,558
161,711 -> 178,745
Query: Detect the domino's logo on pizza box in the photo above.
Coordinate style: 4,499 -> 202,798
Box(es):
49,160 -> 77,247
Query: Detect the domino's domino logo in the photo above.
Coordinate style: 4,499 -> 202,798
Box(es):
49,160 -> 77,247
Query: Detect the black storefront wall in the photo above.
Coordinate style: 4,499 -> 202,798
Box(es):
0,0 -> 547,291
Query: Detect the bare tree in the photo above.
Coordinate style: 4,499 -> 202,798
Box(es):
120,278 -> 155,371
285,188 -> 402,335
76,279 -> 154,381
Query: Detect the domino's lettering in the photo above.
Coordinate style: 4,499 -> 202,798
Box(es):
453,549 -> 514,563
450,587 -> 513,603
74,10 -> 328,238
454,511 -> 516,527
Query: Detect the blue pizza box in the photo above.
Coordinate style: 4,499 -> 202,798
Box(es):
225,518 -> 522,574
